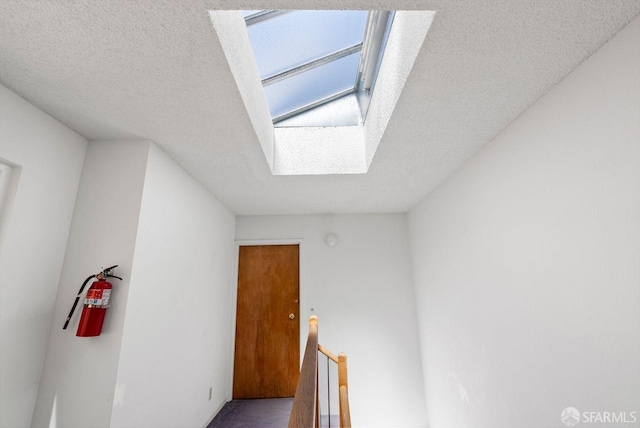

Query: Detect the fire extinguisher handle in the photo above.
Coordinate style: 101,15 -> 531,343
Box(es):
102,265 -> 122,281
102,265 -> 118,275
103,265 -> 122,281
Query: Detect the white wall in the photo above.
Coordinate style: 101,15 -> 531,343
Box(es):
31,140 -> 150,428
0,85 -> 87,428
407,16 -> 640,428
110,143 -> 236,428
236,214 -> 427,428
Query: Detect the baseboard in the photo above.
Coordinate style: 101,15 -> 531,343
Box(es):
202,397 -> 230,428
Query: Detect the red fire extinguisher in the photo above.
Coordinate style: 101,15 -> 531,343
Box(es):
63,265 -> 122,337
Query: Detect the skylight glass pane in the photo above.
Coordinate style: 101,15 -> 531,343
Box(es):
264,51 -> 360,119
246,10 -> 367,79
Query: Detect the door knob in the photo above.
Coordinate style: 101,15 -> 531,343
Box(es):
289,313 -> 295,320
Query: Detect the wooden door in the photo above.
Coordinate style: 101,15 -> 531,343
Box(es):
233,244 -> 300,398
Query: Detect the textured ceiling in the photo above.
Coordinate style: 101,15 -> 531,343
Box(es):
1,1 -> 639,214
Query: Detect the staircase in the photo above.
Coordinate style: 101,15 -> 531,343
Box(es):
288,316 -> 351,428
208,316 -> 350,428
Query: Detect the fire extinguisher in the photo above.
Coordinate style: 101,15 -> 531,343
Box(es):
63,265 -> 122,337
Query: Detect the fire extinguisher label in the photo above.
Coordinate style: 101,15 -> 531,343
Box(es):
85,289 -> 111,306
101,289 -> 111,306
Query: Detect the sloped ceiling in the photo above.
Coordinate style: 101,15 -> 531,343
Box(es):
1,1 -> 639,214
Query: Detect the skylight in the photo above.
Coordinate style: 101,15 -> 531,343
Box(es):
209,9 -> 435,174
243,10 -> 395,127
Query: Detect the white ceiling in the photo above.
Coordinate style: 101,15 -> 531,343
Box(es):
1,1 -> 638,215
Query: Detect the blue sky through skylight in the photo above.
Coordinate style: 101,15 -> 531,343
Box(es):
244,10 -> 368,124
243,10 -> 393,126
264,52 -> 360,119
246,10 -> 367,79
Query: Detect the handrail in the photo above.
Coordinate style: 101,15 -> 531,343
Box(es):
318,344 -> 338,363
288,316 -> 351,428
288,316 -> 318,427
338,353 -> 351,428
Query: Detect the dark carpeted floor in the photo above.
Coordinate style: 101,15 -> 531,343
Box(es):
207,398 -> 293,428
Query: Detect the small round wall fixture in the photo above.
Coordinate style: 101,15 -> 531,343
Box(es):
324,233 -> 339,247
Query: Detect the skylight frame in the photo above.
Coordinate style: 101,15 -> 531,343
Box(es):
354,10 -> 395,122
261,43 -> 363,87
244,10 -> 292,26
272,87 -> 355,123
243,10 -> 395,126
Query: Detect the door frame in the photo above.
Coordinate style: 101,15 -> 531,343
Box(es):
227,239 -> 304,400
